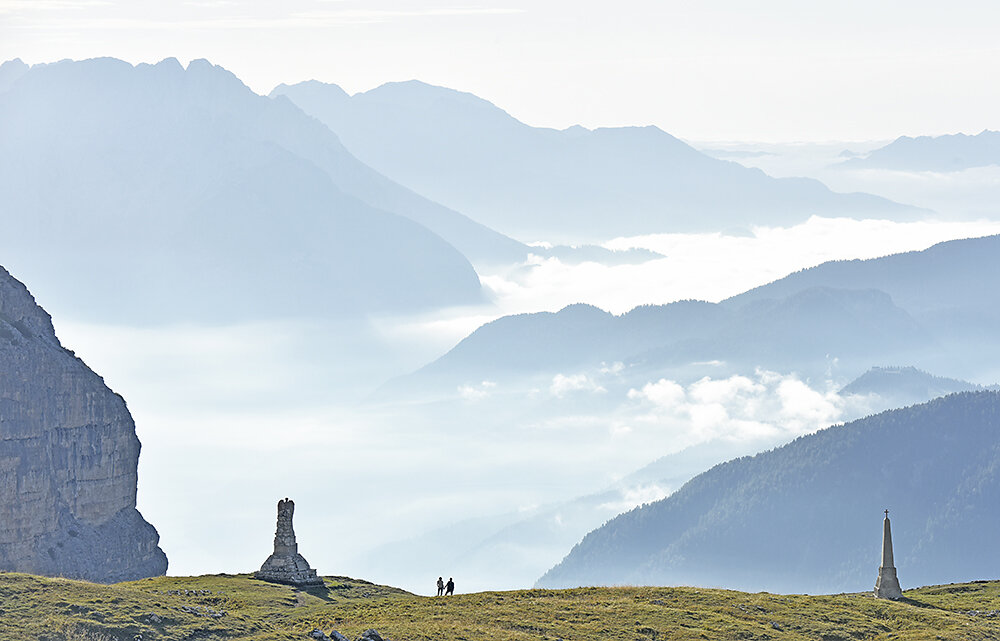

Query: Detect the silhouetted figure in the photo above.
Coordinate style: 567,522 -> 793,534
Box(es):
436,576 -> 444,596
445,577 -> 455,595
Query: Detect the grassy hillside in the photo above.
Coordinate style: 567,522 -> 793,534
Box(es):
2,572 -> 999,641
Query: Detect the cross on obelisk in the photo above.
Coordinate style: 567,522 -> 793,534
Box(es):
874,509 -> 903,599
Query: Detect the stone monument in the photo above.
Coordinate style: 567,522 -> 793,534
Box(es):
873,509 -> 903,599
254,498 -> 324,586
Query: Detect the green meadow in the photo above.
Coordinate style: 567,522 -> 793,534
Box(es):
2,572 -> 999,640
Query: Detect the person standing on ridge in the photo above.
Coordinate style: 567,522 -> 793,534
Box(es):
445,577 -> 455,596
436,576 -> 444,596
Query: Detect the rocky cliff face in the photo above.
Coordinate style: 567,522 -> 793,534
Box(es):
0,265 -> 167,582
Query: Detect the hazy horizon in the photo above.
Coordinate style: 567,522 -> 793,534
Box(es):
4,2 -> 1000,141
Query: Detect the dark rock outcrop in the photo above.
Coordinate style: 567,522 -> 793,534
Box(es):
0,265 -> 166,582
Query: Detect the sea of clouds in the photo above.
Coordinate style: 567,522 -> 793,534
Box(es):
50,215 -> 1000,591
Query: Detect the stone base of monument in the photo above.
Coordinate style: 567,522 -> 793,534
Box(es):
874,565 -> 902,600
255,552 -> 324,586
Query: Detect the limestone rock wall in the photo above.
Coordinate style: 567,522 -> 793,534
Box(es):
0,265 -> 167,582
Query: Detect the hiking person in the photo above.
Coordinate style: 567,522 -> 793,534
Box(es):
445,577 -> 455,596
436,576 -> 444,596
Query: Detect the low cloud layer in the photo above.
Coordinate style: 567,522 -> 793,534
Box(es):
478,217 -> 1000,316
41,217 -> 994,592
627,369 -> 851,447
550,373 -> 606,397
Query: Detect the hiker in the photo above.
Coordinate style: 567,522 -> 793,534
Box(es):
445,577 -> 455,596
436,576 -> 444,596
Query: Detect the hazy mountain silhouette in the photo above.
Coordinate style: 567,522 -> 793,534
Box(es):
839,130 -> 1000,172
0,58 -> 28,93
723,234 -> 1000,340
273,79 -> 920,241
840,366 -> 980,408
387,288 -> 927,396
634,287 -> 927,375
538,391 -> 1000,593
0,58 -> 515,322
389,234 -> 1000,397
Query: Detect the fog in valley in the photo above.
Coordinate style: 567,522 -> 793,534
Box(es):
47,213 -> 1000,593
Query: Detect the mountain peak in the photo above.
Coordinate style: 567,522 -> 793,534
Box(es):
184,57 -> 251,91
153,57 -> 183,71
0,58 -> 29,93
360,79 -> 518,121
271,79 -> 349,100
840,129 -> 1000,172
557,302 -> 613,317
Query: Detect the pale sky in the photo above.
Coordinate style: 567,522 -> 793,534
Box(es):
3,0 -> 1000,141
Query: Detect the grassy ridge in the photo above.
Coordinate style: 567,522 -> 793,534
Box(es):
1,573 -> 998,640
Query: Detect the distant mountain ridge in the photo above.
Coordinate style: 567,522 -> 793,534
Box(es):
387,233 -> 1000,405
0,58 -> 27,93
0,57 -> 513,322
839,130 -> 1000,172
272,79 -> 920,241
386,286 -> 928,397
722,234 -> 1000,334
840,366 -> 980,401
538,391 -> 1000,593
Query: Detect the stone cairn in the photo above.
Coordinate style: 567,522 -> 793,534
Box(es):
874,509 -> 903,599
254,498 -> 324,586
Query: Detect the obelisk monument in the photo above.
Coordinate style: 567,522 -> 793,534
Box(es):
254,498 -> 323,586
873,509 -> 903,599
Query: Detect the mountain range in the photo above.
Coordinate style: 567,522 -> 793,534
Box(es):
0,58 -> 513,323
272,79 -> 919,241
838,129 -> 1000,172
538,391 -> 1000,593
385,233 -> 1000,400
385,286 -> 926,398
726,233 -> 1000,352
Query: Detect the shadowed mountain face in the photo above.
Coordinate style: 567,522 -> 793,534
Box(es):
272,79 -> 920,241
0,264 -> 167,582
0,58 -> 504,323
538,391 -> 1000,593
838,130 -> 1000,172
